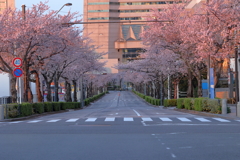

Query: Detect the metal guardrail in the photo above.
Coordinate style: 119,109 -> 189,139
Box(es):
0,96 -> 12,105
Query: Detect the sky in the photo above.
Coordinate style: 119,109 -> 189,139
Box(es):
16,0 -> 83,15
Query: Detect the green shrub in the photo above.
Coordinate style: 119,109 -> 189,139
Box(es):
177,98 -> 185,109
59,102 -> 66,110
164,99 -> 169,107
227,106 -> 231,113
208,99 -> 221,114
194,98 -> 205,111
20,103 -> 33,116
184,98 -> 192,110
4,104 -> 19,118
32,103 -> 44,114
168,99 -> 177,106
52,102 -> 61,111
44,102 -> 53,112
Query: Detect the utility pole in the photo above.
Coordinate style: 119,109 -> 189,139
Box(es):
22,5 -> 26,20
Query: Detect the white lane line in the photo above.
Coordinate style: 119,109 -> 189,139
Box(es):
66,118 -> 79,122
212,118 -> 230,122
85,118 -> 97,122
28,120 -> 42,123
195,118 -> 211,122
177,118 -> 191,122
124,117 -> 134,121
236,120 -> 240,122
133,109 -> 141,116
105,118 -> 115,121
47,119 -> 61,123
171,153 -> 176,158
142,118 -> 153,121
160,118 -> 172,122
10,121 -> 23,124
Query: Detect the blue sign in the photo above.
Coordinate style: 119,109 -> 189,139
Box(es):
210,68 -> 215,99
13,68 -> 23,77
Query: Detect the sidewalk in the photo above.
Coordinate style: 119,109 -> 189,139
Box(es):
169,105 -> 240,120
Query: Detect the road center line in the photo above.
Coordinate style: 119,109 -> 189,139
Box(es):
133,109 -> 141,116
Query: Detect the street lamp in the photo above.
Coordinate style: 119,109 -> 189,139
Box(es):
55,3 -> 72,15
54,3 -> 72,102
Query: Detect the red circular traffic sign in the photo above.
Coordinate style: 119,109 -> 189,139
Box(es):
13,68 -> 23,77
12,57 -> 22,67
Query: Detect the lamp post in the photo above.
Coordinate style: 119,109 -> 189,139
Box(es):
55,3 -> 72,15
53,3 -> 72,102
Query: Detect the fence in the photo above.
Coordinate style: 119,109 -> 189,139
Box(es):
0,96 -> 12,105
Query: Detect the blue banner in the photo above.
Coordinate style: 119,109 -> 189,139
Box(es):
210,68 -> 215,99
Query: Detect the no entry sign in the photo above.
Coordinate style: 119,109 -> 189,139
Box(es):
13,57 -> 22,67
13,68 -> 23,77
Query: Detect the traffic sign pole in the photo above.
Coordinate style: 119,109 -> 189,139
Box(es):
12,57 -> 23,104
19,78 -> 22,104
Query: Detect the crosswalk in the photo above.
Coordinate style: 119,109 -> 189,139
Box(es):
4,117 -> 239,124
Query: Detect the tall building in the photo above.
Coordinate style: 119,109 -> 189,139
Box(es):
0,0 -> 15,12
84,0 -> 185,73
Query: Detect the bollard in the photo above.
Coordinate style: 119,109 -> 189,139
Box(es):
0,105 -> 4,120
221,99 -> 227,115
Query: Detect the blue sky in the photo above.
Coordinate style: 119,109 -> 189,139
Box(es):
16,0 -> 83,15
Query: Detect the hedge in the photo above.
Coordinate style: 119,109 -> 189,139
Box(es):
52,102 -> 61,111
0,91 -> 103,119
164,99 -> 177,107
32,103 -> 44,114
20,103 -> 33,116
133,91 -> 160,106
177,98 -> 185,109
176,98 -> 230,114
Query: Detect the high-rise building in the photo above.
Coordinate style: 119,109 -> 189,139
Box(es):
0,0 -> 15,12
83,0 -> 186,73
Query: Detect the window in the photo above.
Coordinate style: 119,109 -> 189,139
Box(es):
88,2 -> 119,5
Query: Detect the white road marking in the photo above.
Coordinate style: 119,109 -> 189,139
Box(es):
177,118 -> 191,122
47,119 -> 61,122
160,118 -> 172,121
142,118 -> 153,121
133,109 -> 141,116
171,153 -> 176,158
166,147 -> 170,150
66,119 -> 79,122
105,118 -> 115,121
10,121 -> 23,124
116,113 -> 118,115
124,117 -> 134,121
28,120 -> 42,123
236,120 -> 240,122
85,118 -> 97,122
213,118 -> 230,122
195,118 -> 211,122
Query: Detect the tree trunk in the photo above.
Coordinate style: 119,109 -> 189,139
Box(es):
73,80 -> 77,102
173,79 -> 179,99
33,72 -> 43,102
196,75 -> 203,97
187,70 -> 193,97
54,76 -> 59,102
65,80 -> 72,102
23,61 -> 33,103
10,75 -> 17,103
46,82 -> 52,102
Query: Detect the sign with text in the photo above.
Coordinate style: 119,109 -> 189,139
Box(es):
12,57 -> 22,68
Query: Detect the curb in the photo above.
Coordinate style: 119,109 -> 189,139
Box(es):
173,108 -> 240,120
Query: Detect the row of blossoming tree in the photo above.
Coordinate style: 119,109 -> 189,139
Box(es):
116,0 -> 240,101
0,2 -> 114,103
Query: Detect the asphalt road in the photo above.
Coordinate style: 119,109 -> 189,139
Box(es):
0,91 -> 240,160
